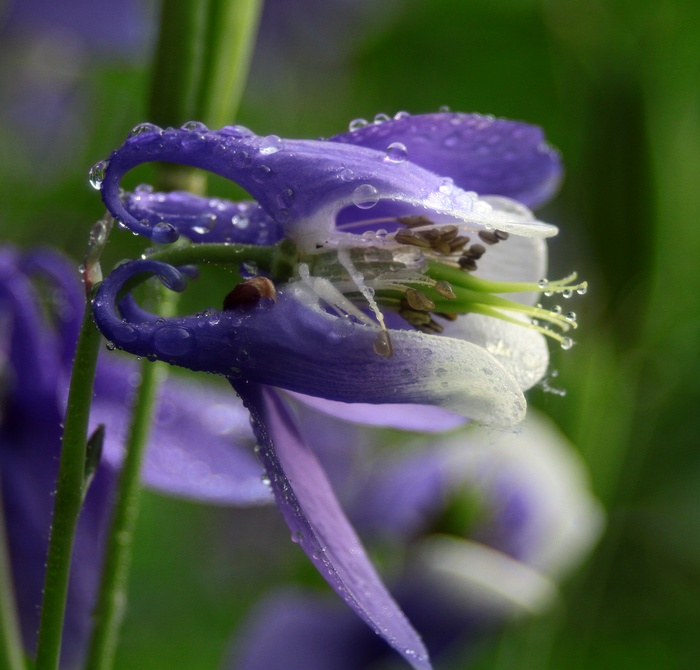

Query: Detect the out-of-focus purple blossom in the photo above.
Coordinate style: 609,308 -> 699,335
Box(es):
0,245 -> 269,667
227,412 -> 604,669
0,0 -> 155,178
91,112 -> 582,669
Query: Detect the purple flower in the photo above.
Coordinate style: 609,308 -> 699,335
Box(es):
0,246 -> 270,667
227,412 -> 604,669
91,112 -> 584,668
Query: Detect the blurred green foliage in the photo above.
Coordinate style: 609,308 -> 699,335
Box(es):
2,0 -> 699,668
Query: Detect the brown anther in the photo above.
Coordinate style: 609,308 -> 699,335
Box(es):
223,276 -> 277,311
438,225 -> 459,243
397,215 -> 435,228
478,230 -> 501,245
495,230 -> 509,241
399,307 -> 432,327
435,312 -> 459,321
448,236 -> 470,252
395,228 -> 432,248
434,242 -> 453,255
434,280 -> 456,300
418,319 -> 444,334
405,288 -> 435,312
458,256 -> 478,272
462,243 -> 486,260
420,228 -> 442,243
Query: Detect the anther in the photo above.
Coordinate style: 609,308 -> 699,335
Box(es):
397,215 -> 435,228
435,312 -> 458,321
434,280 -> 456,300
405,288 -> 435,312
478,230 -> 501,245
458,256 -> 478,271
223,276 -> 277,311
462,243 -> 485,260
448,236 -> 470,252
395,228 -> 432,248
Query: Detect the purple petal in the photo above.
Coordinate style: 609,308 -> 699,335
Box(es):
0,246 -> 62,401
97,124 -> 556,246
286,392 -> 468,433
123,189 -> 283,245
231,590 -> 368,670
330,113 -> 563,209
236,383 -> 431,669
93,260 -> 527,427
90,359 -> 272,505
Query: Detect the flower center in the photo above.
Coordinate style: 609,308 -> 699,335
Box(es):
292,216 -> 587,356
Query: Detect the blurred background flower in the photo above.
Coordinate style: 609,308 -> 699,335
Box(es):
226,410 -> 603,669
1,0 -> 699,668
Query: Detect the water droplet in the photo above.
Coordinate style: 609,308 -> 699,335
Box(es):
348,118 -> 369,132
393,110 -> 411,120
252,164 -> 272,183
339,167 -> 354,181
385,142 -> 408,163
538,278 -> 549,290
152,221 -> 179,244
551,305 -> 562,315
232,214 -> 249,229
105,341 -> 116,351
374,112 -> 391,124
153,325 -> 194,356
88,160 -> 108,190
128,123 -> 161,138
577,282 -> 588,295
259,134 -> 283,154
275,187 -> 295,208
261,474 -> 271,486
113,322 -> 138,343
439,105 -> 451,113
134,183 -> 154,195
560,337 -> 574,350
439,177 -> 454,194
181,121 -> 208,132
562,289 -> 573,299
352,184 -> 380,209
566,311 -> 577,322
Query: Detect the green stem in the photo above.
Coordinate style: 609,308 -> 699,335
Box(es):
83,296 -> 174,670
34,307 -> 103,670
0,478 -> 26,670
147,241 -> 277,271
198,0 -> 264,128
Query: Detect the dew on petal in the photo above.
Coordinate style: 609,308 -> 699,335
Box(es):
88,160 -> 108,190
153,325 -> 195,356
348,118 -> 369,132
152,221 -> 179,244
259,134 -> 283,154
385,142 -> 408,163
352,184 -> 380,209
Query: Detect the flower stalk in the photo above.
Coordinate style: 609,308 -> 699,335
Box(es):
35,304 -> 103,670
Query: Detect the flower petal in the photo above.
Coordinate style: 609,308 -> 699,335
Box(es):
98,124 -> 557,246
285,391 -> 468,433
439,314 -> 549,392
89,359 -> 272,505
230,590 -> 368,670
93,260 -> 527,427
330,113 -> 563,209
236,383 -> 432,670
123,189 -> 283,244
